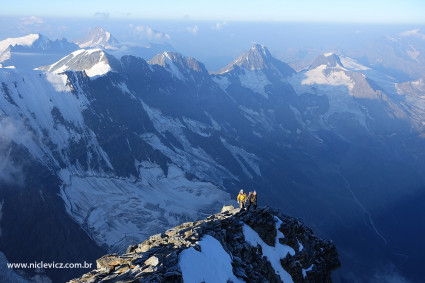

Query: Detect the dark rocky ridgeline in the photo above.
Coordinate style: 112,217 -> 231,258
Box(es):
69,206 -> 340,283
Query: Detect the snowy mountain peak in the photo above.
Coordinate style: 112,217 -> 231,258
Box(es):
219,44 -> 274,73
0,34 -> 79,69
0,34 -> 47,54
217,44 -> 295,78
309,53 -> 344,70
75,27 -> 119,50
149,51 -> 183,67
251,43 -> 272,57
0,34 -> 38,51
38,48 -> 119,78
148,51 -> 207,77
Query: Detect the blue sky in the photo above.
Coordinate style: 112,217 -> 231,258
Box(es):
1,0 -> 425,23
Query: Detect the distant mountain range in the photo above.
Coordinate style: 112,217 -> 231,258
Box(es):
0,27 -> 173,70
1,29 -> 425,282
0,33 -> 79,69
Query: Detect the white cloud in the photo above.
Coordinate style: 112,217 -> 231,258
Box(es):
130,25 -> 170,40
186,25 -> 199,35
18,16 -> 47,34
19,16 -> 44,26
399,28 -> 425,40
211,21 -> 227,30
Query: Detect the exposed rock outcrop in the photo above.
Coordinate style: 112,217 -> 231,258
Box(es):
70,206 -> 340,282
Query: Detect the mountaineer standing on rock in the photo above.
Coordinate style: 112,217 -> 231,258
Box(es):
237,190 -> 247,210
247,191 -> 253,210
247,191 -> 257,210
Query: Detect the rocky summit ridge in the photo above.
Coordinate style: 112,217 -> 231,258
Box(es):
70,206 -> 340,283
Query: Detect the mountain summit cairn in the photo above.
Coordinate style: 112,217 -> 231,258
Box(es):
70,206 -> 340,282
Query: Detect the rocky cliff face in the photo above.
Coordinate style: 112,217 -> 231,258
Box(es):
70,206 -> 340,283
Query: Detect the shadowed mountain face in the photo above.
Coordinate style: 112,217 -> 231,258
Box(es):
1,44 -> 425,282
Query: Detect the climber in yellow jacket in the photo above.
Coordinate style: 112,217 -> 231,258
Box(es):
237,190 -> 247,210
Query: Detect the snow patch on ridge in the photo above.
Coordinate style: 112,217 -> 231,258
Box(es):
179,235 -> 243,283
239,70 -> 270,98
163,52 -> 185,80
243,217 -> 295,282
302,264 -> 314,278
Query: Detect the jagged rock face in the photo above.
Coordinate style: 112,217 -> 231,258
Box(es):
70,206 -> 340,282
309,53 -> 343,69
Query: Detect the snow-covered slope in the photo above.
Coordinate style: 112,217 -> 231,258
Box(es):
0,34 -> 79,69
38,49 -> 117,77
0,34 -> 41,54
59,165 -> 230,252
0,69 -> 92,165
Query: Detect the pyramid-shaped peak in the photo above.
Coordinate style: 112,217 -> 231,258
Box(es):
218,44 -> 276,73
250,44 -> 272,57
218,44 -> 294,77
309,53 -> 344,70
241,44 -> 274,69
75,27 -> 119,49
149,51 -> 207,73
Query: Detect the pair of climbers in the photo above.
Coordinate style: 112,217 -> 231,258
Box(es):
237,190 -> 257,210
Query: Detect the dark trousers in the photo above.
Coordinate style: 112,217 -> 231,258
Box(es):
247,202 -> 257,210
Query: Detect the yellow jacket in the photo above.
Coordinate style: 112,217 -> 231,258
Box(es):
237,193 -> 247,203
